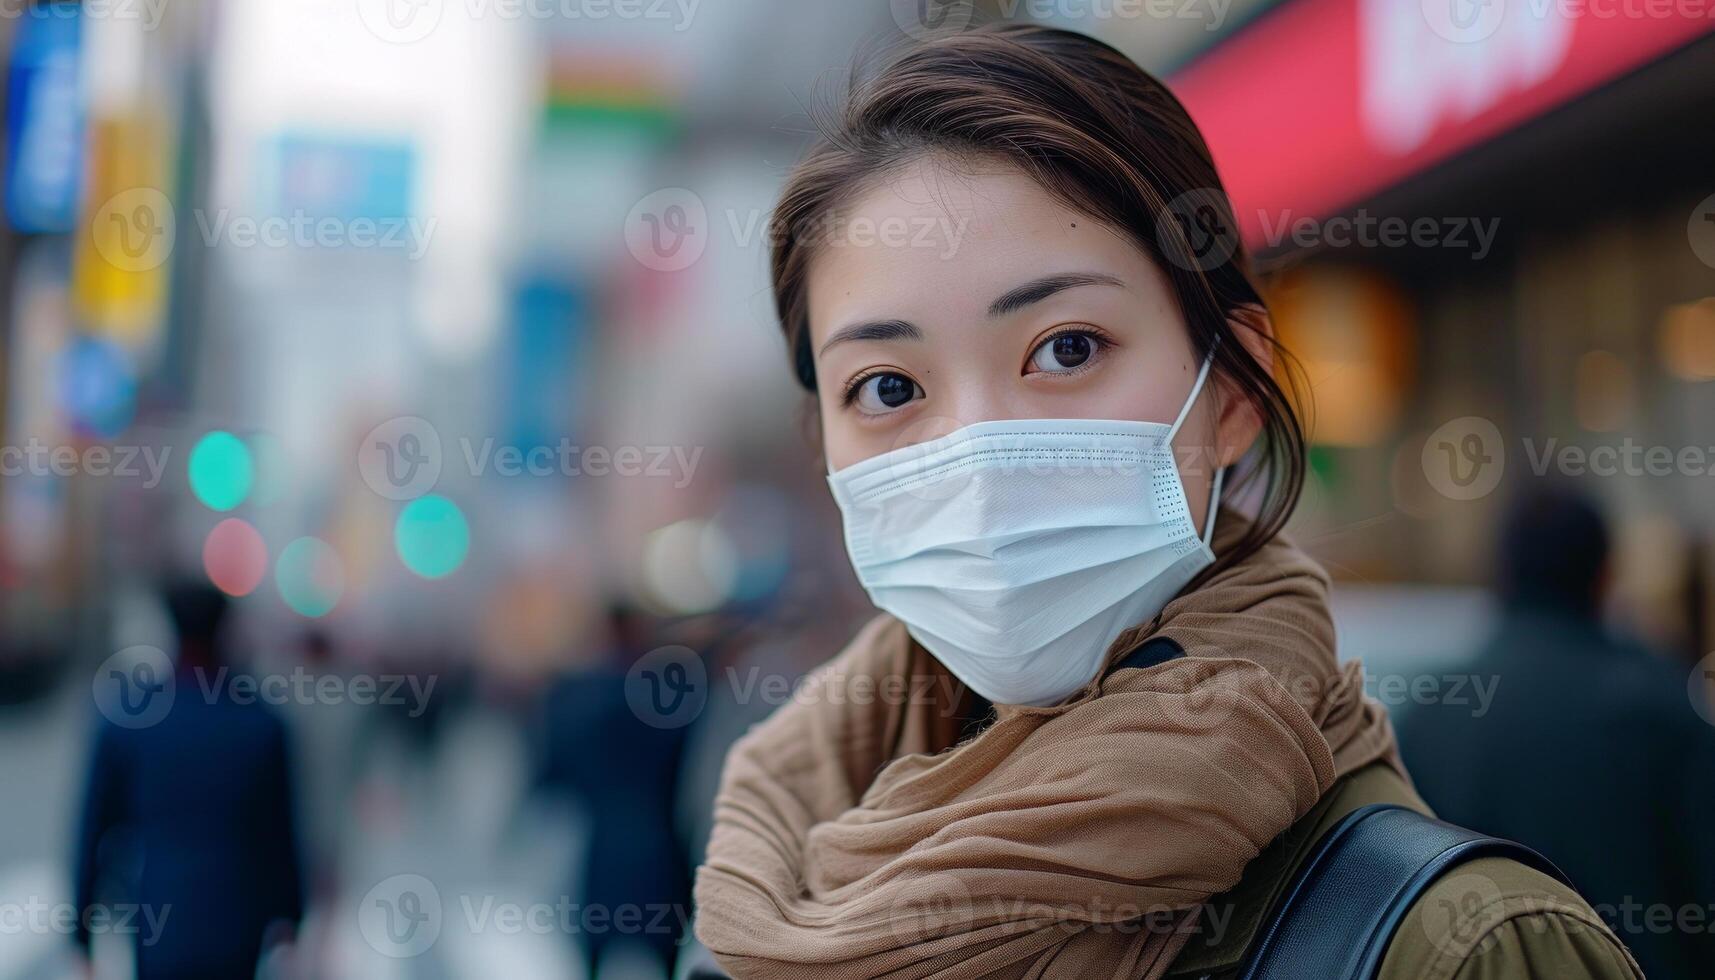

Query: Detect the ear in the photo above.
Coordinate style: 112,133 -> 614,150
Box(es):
1214,303 -> 1275,468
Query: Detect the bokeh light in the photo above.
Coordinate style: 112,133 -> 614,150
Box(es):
394,495 -> 470,579
188,431 -> 255,511
276,537 -> 345,617
1658,298 -> 1715,381
203,518 -> 268,596
640,518 -> 738,614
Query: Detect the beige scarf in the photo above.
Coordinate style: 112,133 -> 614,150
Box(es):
695,511 -> 1401,978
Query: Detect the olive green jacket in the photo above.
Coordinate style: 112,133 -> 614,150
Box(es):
1165,763 -> 1644,980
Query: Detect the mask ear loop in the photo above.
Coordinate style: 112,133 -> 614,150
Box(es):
1166,352 -> 1225,548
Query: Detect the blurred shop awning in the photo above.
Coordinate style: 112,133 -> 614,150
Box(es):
1159,2 -> 1715,247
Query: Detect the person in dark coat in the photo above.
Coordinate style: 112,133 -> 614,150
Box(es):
535,604 -> 692,976
73,582 -> 305,979
1396,489 -> 1715,979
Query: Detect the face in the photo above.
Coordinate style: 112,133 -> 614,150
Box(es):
805,156 -> 1266,532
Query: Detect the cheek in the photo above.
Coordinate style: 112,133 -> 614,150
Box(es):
1076,359 -> 1195,426
816,400 -> 864,472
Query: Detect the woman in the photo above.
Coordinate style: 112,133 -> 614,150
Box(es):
694,24 -> 1640,979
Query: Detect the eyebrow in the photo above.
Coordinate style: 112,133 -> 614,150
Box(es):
816,272 -> 1125,357
986,272 -> 1125,318
817,318 -> 922,357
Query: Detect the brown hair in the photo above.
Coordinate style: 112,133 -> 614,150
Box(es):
769,23 -> 1307,575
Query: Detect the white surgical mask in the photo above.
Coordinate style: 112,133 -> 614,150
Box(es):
827,356 -> 1224,707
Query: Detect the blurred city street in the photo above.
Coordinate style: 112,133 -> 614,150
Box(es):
2,0 -> 1713,977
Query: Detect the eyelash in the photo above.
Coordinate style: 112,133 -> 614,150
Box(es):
1025,325 -> 1116,375
836,325 -> 1117,408
840,369 -> 897,407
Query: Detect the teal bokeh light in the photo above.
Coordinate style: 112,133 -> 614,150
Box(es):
188,431 -> 254,512
394,495 -> 469,579
276,537 -> 344,618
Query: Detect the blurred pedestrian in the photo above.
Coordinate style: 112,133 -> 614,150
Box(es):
535,603 -> 691,977
72,581 -> 305,979
1397,488 -> 1715,978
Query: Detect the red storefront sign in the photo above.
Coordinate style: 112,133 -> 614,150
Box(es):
1170,0 -> 1715,244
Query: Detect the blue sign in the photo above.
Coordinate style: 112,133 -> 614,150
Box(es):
4,10 -> 84,234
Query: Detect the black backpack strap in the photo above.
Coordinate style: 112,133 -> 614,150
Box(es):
1238,803 -> 1572,980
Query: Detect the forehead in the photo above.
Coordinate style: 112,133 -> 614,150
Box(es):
803,157 -> 1147,338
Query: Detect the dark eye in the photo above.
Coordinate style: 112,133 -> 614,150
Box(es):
1029,332 -> 1098,373
853,372 -> 922,415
